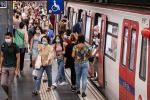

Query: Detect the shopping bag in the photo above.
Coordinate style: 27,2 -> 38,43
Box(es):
32,69 -> 40,78
35,55 -> 42,69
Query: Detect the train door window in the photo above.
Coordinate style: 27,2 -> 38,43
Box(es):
67,7 -> 71,20
70,8 -> 74,28
78,9 -> 83,22
122,28 -> 129,65
97,17 -> 101,32
85,16 -> 91,42
129,29 -> 136,71
105,22 -> 118,61
73,12 -> 77,26
139,37 -> 147,81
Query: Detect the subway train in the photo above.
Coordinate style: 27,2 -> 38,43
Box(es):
62,1 -> 150,100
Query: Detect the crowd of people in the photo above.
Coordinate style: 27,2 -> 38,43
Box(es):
0,1 -> 100,100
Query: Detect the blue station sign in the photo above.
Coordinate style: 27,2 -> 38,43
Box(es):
47,0 -> 64,14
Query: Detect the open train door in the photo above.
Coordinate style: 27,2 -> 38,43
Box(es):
119,19 -> 139,100
98,15 -> 107,88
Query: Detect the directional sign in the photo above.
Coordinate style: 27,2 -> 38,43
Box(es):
0,1 -> 7,8
47,0 -> 64,14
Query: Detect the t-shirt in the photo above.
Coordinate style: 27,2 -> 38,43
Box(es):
1,43 -> 20,67
47,29 -> 54,39
64,43 -> 75,67
38,44 -> 55,66
73,45 -> 91,63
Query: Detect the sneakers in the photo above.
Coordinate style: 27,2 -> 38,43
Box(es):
59,81 -> 68,86
52,83 -> 58,88
71,86 -> 76,92
82,92 -> 86,97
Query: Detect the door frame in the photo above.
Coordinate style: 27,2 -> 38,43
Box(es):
98,15 -> 107,88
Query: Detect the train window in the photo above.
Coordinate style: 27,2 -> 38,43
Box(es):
129,29 -> 136,71
67,7 -> 71,20
107,22 -> 118,36
105,22 -> 118,61
85,16 -> 91,42
105,35 -> 117,60
73,12 -> 76,26
139,37 -> 147,81
122,28 -> 128,65
97,17 -> 101,33
94,13 -> 101,30
78,9 -> 83,22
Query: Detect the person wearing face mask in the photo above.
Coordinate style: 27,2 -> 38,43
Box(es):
32,36 -> 55,95
30,26 -> 42,68
52,35 -> 68,88
0,32 -> 20,100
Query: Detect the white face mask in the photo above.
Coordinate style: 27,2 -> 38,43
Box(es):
5,39 -> 12,44
64,34 -> 67,39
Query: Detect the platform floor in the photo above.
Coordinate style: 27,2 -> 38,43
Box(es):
0,54 -> 105,100
0,55 -> 81,100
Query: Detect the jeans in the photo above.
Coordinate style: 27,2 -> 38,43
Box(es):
55,58 -> 66,83
75,61 -> 89,93
34,65 -> 52,91
1,67 -> 15,98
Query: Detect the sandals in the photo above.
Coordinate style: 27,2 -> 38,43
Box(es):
46,87 -> 51,92
32,90 -> 39,96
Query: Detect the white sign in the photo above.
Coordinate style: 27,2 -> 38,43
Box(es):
0,1 -> 7,8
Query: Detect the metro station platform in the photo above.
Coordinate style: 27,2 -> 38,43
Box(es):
0,55 -> 105,100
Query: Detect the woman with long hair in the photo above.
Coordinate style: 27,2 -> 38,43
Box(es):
64,34 -> 77,92
52,35 -> 68,88
72,35 -> 91,97
30,26 -> 42,68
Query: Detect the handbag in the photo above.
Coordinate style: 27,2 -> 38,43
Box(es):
35,55 -> 42,69
32,69 -> 40,78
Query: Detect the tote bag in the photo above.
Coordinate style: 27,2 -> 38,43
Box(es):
35,55 -> 42,69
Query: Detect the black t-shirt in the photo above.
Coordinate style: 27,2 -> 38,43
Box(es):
64,43 -> 75,67
1,42 -> 20,68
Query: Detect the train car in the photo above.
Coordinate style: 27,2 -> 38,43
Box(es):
64,1 -> 150,100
